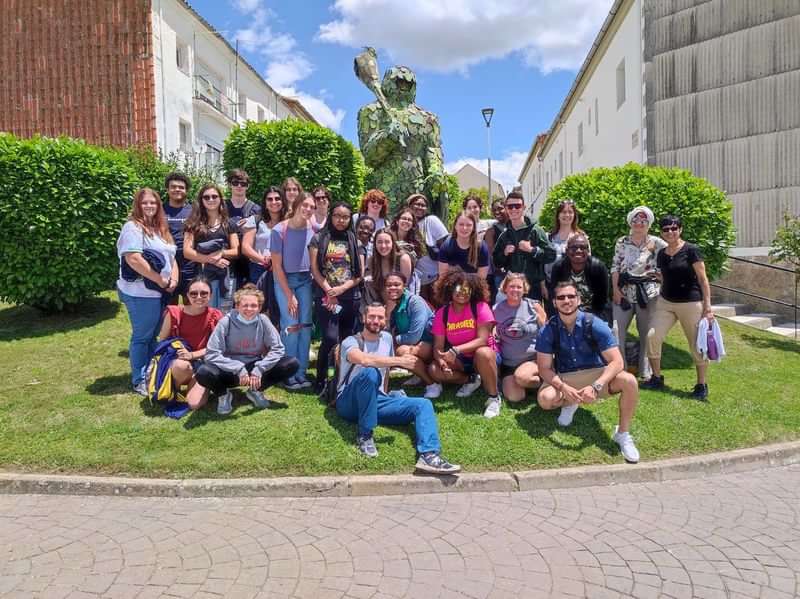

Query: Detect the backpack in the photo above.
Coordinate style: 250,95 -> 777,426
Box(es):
144,337 -> 192,406
442,300 -> 479,350
548,312 -> 604,373
319,334 -> 365,406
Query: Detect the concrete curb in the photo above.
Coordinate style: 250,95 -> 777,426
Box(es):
2,441 -> 799,499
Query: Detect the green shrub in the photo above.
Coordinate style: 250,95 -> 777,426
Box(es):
222,119 -> 366,206
119,145 -> 215,200
0,134 -> 139,310
540,163 -> 735,278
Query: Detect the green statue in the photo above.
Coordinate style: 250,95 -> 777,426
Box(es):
355,48 -> 449,218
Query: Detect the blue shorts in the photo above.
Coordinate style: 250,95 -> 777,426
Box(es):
457,352 -> 502,376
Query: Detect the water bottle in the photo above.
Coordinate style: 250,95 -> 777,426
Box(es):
220,268 -> 235,313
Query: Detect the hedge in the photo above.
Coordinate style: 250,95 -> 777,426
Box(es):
222,119 -> 366,206
539,163 -> 735,279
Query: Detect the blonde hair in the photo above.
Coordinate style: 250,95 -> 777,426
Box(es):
500,272 -> 530,294
234,283 -> 264,307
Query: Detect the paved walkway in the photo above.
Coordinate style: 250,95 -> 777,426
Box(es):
2,466 -> 800,599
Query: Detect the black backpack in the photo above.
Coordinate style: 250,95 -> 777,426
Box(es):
549,312 -> 604,372
319,334 -> 365,406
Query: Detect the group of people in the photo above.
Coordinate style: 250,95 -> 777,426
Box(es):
116,169 -> 718,471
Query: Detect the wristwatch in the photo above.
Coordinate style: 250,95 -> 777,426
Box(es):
591,381 -> 603,394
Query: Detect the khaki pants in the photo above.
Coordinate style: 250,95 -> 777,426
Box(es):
646,297 -> 707,365
539,367 -> 611,399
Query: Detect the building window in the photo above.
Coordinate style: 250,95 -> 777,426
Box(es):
616,59 -> 626,109
204,144 -> 222,168
631,130 -> 639,148
588,108 -> 591,126
595,98 -> 599,135
176,40 -> 190,75
257,106 -> 265,122
570,152 -> 574,174
578,122 -> 584,157
238,94 -> 247,120
558,151 -> 563,180
179,120 -> 192,152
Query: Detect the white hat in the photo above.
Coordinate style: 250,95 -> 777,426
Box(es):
627,205 -> 654,227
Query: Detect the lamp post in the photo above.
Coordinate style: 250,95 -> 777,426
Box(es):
482,107 -> 494,205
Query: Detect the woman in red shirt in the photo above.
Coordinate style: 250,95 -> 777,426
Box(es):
158,276 -> 223,409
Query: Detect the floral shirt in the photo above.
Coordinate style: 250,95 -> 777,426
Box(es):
611,234 -> 667,302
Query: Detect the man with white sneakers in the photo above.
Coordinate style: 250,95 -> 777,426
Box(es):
536,281 -> 641,463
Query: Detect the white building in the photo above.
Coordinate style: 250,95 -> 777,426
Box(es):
451,164 -> 505,199
519,0 -> 645,222
151,0 -> 316,170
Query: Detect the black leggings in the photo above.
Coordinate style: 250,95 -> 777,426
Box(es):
314,297 -> 358,386
196,356 -> 299,395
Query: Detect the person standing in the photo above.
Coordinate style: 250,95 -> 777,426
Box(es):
311,186 -> 331,230
549,234 -> 609,319
643,215 -> 715,400
117,188 -> 178,395
536,281 -> 641,463
334,302 -> 460,474
162,172 -> 193,304
486,198 -> 508,304
492,191 -> 555,301
225,169 -> 261,291
437,211 -> 490,279
407,193 -> 449,304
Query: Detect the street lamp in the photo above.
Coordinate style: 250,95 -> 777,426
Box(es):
482,107 -> 494,204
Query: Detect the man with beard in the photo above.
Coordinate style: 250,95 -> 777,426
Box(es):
334,302 -> 460,474
549,233 -> 610,319
536,281 -> 641,463
163,172 -> 193,304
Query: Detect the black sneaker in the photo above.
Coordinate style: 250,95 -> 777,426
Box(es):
415,452 -> 461,475
691,383 -> 708,401
640,374 -> 664,390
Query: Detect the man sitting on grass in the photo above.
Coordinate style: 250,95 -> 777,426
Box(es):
536,281 -> 641,463
334,302 -> 461,475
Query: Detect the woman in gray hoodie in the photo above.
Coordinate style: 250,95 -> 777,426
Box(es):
196,284 -> 299,415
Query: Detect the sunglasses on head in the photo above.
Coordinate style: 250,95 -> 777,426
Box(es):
555,293 -> 577,301
661,225 -> 680,232
230,180 -> 249,188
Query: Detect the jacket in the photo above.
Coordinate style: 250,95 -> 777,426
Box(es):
697,318 -> 725,362
549,255 -> 610,316
492,217 -> 556,285
391,291 -> 433,346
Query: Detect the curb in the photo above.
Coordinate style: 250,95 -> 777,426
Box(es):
2,441 -> 799,499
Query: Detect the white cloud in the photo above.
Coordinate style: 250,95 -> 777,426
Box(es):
318,0 -> 613,74
229,1 -> 346,131
446,151 -> 528,194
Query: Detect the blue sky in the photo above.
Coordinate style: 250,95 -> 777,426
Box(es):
190,0 -> 615,191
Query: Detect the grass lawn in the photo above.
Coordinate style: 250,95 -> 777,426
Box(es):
0,292 -> 798,479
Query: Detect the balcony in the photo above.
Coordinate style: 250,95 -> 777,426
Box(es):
193,75 -> 236,122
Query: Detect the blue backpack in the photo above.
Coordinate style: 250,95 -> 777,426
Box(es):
145,337 -> 192,407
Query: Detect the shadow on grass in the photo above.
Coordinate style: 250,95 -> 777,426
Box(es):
0,296 -> 120,341
515,402 -> 619,457
86,374 -> 131,396
182,391 -> 288,430
660,341 -> 694,369
322,403 -> 405,449
740,332 -> 800,353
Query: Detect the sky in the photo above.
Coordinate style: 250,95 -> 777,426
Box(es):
190,0 -> 615,192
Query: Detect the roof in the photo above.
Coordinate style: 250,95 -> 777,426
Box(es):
176,0 -> 318,125
518,132 -> 549,181
451,164 -> 505,197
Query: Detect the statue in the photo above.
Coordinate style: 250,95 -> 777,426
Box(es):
355,48 -> 449,218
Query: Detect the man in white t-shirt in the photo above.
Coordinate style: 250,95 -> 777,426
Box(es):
335,303 -> 460,474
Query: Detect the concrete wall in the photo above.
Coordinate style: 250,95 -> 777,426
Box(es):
712,257 -> 797,322
534,0 -> 646,218
644,0 -> 800,250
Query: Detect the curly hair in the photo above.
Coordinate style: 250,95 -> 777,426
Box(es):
434,268 -> 489,307
358,189 -> 389,218
234,283 -> 264,307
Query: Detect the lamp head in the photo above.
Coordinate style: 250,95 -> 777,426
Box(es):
481,107 -> 494,127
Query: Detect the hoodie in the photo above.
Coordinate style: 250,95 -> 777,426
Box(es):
204,311 -> 284,377
492,216 -> 556,286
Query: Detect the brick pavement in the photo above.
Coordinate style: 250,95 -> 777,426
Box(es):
2,465 -> 800,598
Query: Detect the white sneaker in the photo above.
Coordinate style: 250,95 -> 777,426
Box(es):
483,396 -> 501,419
402,375 -> 423,387
613,426 -> 640,463
217,391 -> 233,415
424,383 -> 443,399
557,403 -> 579,427
456,374 -> 482,398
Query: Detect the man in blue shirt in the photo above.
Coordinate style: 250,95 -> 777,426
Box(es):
336,302 -> 460,475
162,172 -> 193,304
536,281 -> 641,463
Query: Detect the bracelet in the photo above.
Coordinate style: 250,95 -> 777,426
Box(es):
449,347 -> 459,357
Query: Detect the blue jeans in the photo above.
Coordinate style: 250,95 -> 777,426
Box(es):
336,368 -> 441,454
118,290 -> 164,386
273,271 -> 312,380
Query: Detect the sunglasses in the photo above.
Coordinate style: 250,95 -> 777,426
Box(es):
568,245 -> 589,251
331,212 -> 350,220
661,225 -> 680,232
202,194 -> 220,201
230,180 -> 249,188
188,290 -> 210,298
555,294 -> 577,301
368,199 -> 384,205
266,196 -> 282,202
453,284 -> 472,294
505,203 -> 524,210
314,195 -> 329,201
631,217 -> 649,225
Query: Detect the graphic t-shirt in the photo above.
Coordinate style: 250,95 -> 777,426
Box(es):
569,269 -> 594,311
431,301 -> 498,357
163,203 -> 192,254
493,299 -> 541,366
166,306 -> 223,351
308,235 -> 355,299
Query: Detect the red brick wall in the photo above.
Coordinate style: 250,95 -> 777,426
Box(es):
0,0 -> 156,148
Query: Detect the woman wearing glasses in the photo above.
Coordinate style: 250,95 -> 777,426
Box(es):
311,186 -> 331,229
644,215 -> 714,400
610,206 -> 666,380
389,207 -> 422,294
309,200 -> 363,392
354,189 -> 389,232
183,184 -> 240,309
158,276 -> 223,410
407,193 -> 449,303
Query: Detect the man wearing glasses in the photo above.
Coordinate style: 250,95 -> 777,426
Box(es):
492,191 -> 555,300
225,169 -> 261,289
536,281 -> 641,463
549,234 -> 610,320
